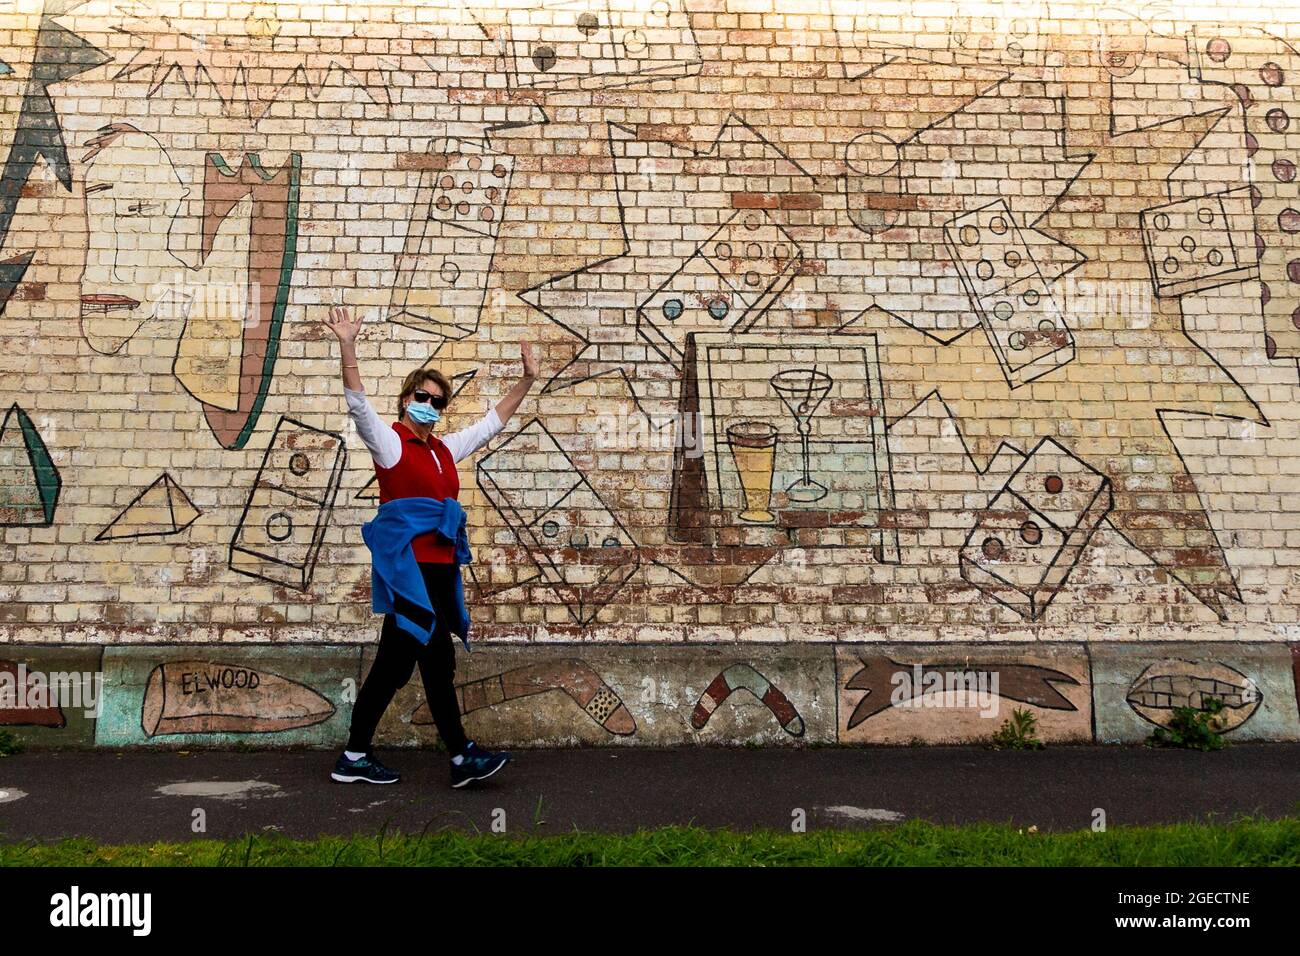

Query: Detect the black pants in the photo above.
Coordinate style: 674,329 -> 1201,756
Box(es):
347,562 -> 469,756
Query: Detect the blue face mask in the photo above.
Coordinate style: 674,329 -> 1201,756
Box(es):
406,402 -> 441,425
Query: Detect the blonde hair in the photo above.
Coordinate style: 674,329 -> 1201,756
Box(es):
396,366 -> 453,420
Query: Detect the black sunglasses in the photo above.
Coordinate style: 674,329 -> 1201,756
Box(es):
411,389 -> 449,410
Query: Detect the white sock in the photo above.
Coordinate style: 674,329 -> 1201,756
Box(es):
344,750 -> 366,761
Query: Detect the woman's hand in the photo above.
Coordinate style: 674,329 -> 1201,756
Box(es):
494,342 -> 540,427
520,341 -> 539,381
327,306 -> 365,391
325,305 -> 363,345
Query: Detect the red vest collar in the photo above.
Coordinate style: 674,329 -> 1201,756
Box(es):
392,419 -> 441,446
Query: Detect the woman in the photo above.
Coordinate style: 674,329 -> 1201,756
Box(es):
323,305 -> 537,788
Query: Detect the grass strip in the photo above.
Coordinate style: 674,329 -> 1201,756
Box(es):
2,817 -> 1297,867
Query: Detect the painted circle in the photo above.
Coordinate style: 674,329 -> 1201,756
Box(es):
844,131 -> 901,177
480,207 -> 494,222
456,201 -> 469,215
662,298 -> 684,320
1262,280 -> 1271,306
1207,248 -> 1224,267
542,519 -> 560,538
993,300 -> 1014,321
773,243 -> 789,261
485,187 -> 498,202
1045,474 -> 1064,494
439,175 -> 454,189
467,156 -> 481,171
289,452 -> 310,476
981,536 -> 1004,559
267,512 -> 293,542
746,242 -> 764,260
743,214 -> 761,232
577,12 -> 600,36
602,536 -> 621,548
1038,318 -> 1056,333
744,270 -> 760,287
1163,256 -> 1180,274
1260,62 -> 1284,87
1274,159 -> 1296,183
439,260 -> 461,284
1288,259 -> 1300,283
1008,331 -> 1027,350
1019,520 -> 1042,545
1246,132 -> 1260,157
990,215 -> 1008,235
715,242 -> 732,259
436,196 -> 451,211
623,30 -> 647,54
1279,208 -> 1300,233
1004,250 -> 1022,269
976,259 -> 995,281
1267,108 -> 1291,133
708,298 -> 729,320
1206,38 -> 1231,62
1232,83 -> 1254,108
1180,235 -> 1197,253
1154,212 -> 1170,231
1197,206 -> 1214,225
959,224 -> 979,246
493,164 -> 507,179
1022,287 -> 1041,307
531,44 -> 557,72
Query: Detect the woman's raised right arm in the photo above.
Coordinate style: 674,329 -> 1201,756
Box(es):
324,306 -> 402,469
326,305 -> 365,392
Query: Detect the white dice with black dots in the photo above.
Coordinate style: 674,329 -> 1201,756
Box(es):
504,0 -> 700,91
1139,188 -> 1257,298
959,438 -> 1114,621
944,200 -> 1076,389
390,137 -> 513,341
427,142 -> 512,238
229,417 -> 346,591
636,209 -> 802,367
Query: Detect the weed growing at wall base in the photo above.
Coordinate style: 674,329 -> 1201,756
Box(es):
992,708 -> 1045,750
1145,699 -> 1229,752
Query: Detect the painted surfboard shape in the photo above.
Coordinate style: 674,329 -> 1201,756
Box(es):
141,661 -> 335,736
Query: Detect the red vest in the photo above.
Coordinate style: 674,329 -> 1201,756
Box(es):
375,420 -> 460,563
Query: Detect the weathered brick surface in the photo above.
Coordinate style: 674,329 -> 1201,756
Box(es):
0,0 -> 1298,653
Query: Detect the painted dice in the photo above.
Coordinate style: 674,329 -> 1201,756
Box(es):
959,438 -> 1113,619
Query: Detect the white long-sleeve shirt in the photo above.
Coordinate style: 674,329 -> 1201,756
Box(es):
344,387 -> 502,471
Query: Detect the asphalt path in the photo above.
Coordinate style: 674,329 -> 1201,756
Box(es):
1,744 -> 1296,843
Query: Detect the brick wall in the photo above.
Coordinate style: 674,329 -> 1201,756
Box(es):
1,1 -> 1298,668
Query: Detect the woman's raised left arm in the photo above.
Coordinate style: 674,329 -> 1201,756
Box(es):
442,343 -> 538,463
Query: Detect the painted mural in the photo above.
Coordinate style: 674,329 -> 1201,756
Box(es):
0,1 -> 1298,746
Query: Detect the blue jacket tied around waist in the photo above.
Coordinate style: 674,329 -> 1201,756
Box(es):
361,497 -> 472,648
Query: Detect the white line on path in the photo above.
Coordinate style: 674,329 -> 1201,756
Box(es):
819,805 -> 905,822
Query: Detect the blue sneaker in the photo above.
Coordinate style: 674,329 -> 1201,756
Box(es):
450,741 -> 510,788
331,751 -> 400,784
